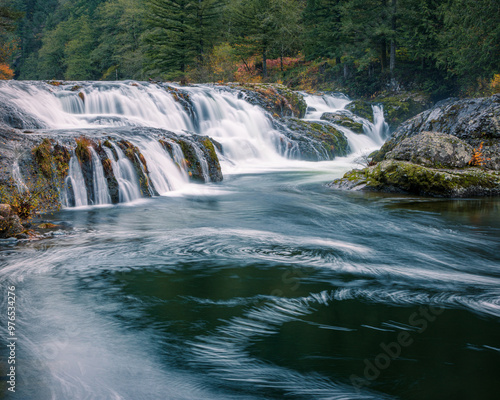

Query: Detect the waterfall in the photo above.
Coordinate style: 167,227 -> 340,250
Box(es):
371,105 -> 390,141
64,156 -> 88,207
190,142 -> 210,183
0,81 -> 392,208
12,161 -> 28,192
134,140 -> 189,194
302,93 -> 388,154
104,145 -> 142,203
185,87 -> 286,163
90,148 -> 112,205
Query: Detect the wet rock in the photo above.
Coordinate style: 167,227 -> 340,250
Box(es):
279,118 -> 350,160
320,112 -> 364,134
385,132 -> 474,168
0,102 -> 46,130
332,95 -> 500,197
346,92 -> 432,130
371,94 -> 500,167
0,204 -> 24,239
227,83 -> 307,118
330,160 -> 500,197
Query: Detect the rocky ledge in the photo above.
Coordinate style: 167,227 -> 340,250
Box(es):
346,91 -> 432,131
331,94 -> 500,197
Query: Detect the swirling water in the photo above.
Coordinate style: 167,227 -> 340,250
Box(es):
1,169 -> 499,400
0,84 -> 499,400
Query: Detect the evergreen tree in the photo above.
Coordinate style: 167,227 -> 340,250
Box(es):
302,0 -> 343,62
144,0 -> 222,78
93,0 -> 146,80
438,0 -> 500,86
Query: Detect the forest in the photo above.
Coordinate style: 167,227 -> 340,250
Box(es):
0,0 -> 499,98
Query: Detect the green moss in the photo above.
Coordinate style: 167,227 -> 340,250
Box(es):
32,138 -> 53,178
360,160 -> 500,196
75,137 -> 92,164
202,138 -> 218,162
346,100 -> 374,122
52,144 -> 71,179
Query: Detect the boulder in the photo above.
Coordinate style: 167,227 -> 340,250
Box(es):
0,204 -> 24,239
330,160 -> 500,197
385,132 -> 474,168
320,112 -> 365,134
279,118 -> 350,160
372,94 -> 500,167
331,94 -> 500,197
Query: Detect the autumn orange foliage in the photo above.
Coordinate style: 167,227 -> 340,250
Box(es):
468,142 -> 491,167
0,63 -> 14,80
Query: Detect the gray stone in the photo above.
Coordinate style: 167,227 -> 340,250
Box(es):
385,132 -> 474,168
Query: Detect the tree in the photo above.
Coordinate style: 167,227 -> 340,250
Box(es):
144,0 -> 223,79
302,0 -> 343,62
437,0 -> 500,86
268,0 -> 303,71
0,3 -> 21,78
92,0 -> 146,80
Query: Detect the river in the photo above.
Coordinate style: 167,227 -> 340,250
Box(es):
0,82 -> 499,400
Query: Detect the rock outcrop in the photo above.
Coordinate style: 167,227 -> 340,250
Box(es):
0,204 -> 24,239
320,112 -> 364,134
278,118 -> 350,160
227,83 -> 308,118
332,94 -> 500,197
346,92 -> 432,131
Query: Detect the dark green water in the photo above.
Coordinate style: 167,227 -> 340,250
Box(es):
1,167 -> 499,400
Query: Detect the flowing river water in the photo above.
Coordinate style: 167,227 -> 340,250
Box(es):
0,82 -> 499,400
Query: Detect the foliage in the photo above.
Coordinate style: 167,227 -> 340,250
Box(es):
0,63 -> 14,79
0,176 -> 60,221
468,142 -> 490,168
1,0 -> 498,98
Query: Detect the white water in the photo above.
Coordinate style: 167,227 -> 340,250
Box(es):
12,161 -> 28,192
104,145 -> 142,203
134,140 -> 189,194
0,81 -> 390,205
90,148 -> 112,205
64,156 -> 88,207
303,92 -> 388,154
187,86 -> 287,164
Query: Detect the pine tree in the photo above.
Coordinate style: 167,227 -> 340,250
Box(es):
144,0 -> 223,79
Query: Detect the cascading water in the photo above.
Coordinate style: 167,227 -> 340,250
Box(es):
0,81 -> 390,207
90,148 -> 112,205
104,145 -> 142,203
187,87 -> 286,163
303,92 -> 388,154
64,155 -> 88,207
134,139 -> 189,194
12,161 -> 28,192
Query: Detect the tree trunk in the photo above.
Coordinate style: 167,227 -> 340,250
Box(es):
262,48 -> 267,78
380,40 -> 387,72
280,45 -> 284,72
344,63 -> 349,79
390,0 -> 396,74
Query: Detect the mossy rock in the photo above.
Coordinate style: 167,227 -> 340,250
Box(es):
321,112 -> 364,134
32,138 -> 54,178
331,160 -> 500,197
282,118 -> 350,160
346,92 -> 432,130
228,83 -> 307,118
118,140 -> 151,196
346,100 -> 374,123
